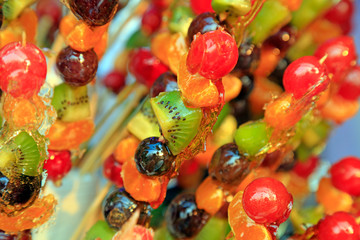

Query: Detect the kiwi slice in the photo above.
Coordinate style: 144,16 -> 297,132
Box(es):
127,98 -> 160,140
211,0 -> 251,16
0,132 -> 41,176
2,0 -> 36,20
150,91 -> 202,155
84,220 -> 116,240
195,217 -> 228,240
51,83 -> 90,122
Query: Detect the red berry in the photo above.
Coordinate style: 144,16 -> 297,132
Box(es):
314,36 -> 356,77
44,150 -> 72,182
141,5 -> 162,36
293,156 -> 319,178
187,29 -> 238,80
103,155 -> 124,187
330,156 -> 360,196
128,48 -> 168,88
0,42 -> 47,98
36,0 -> 63,25
318,212 -> 359,240
190,0 -> 214,14
151,0 -> 169,10
337,66 -> 360,101
102,70 -> 126,94
242,177 -> 293,225
283,56 -> 329,99
324,0 -> 354,31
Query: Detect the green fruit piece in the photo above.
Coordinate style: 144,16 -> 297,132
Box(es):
234,121 -> 271,156
154,227 -> 175,240
13,132 -> 41,176
0,148 -> 16,170
150,91 -> 202,155
211,0 -> 251,16
196,217 -> 228,240
291,0 -> 334,30
126,29 -> 151,49
290,206 -> 324,233
3,0 -> 36,20
248,0 -> 291,44
169,6 -> 194,36
128,99 -> 160,140
295,143 -> 312,162
287,32 -> 317,61
302,120 -> 331,148
51,83 -> 90,122
213,103 -> 231,132
84,220 -> 116,240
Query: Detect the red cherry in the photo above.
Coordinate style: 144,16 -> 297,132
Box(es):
36,0 -> 63,25
318,212 -> 359,240
337,66 -> 360,101
293,156 -> 319,178
314,36 -> 357,78
187,29 -> 238,80
102,70 -> 126,94
103,155 -> 124,187
128,48 -> 168,88
151,0 -> 170,10
324,0 -> 354,33
44,150 -> 72,182
283,56 -> 329,99
141,5 -> 162,36
190,0 -> 214,14
0,42 -> 47,98
242,177 -> 293,225
330,156 -> 360,196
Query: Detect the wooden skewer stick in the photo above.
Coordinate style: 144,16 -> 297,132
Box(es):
79,83 -> 147,174
70,182 -> 112,240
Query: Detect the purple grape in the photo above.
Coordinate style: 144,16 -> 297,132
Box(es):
68,0 -> 118,26
56,46 -> 98,87
233,41 -> 260,74
187,12 -> 221,43
264,25 -> 296,53
149,72 -> 178,98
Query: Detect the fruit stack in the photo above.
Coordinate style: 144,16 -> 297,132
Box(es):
0,0 -> 359,240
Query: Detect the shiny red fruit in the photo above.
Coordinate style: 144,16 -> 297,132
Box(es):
36,0 -> 62,25
242,177 -> 293,225
318,212 -> 359,240
190,0 -> 214,14
103,155 -> 124,187
330,156 -> 360,196
293,156 -> 319,178
0,42 -> 47,98
151,0 -> 170,10
141,5 -> 162,36
187,29 -> 238,80
324,0 -> 354,34
283,56 -> 329,99
314,36 -> 356,77
102,70 -> 126,94
337,66 -> 360,101
128,48 -> 168,88
44,150 -> 72,182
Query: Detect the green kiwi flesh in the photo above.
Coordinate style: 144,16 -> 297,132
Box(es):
150,91 -> 202,155
51,83 -> 90,122
3,0 -> 36,20
127,98 -> 160,140
13,132 -> 40,176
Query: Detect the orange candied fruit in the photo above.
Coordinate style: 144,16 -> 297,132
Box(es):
278,0 -> 303,11
60,14 -> 78,37
3,94 -> 48,130
0,194 -> 56,232
264,93 -> 303,130
320,94 -> 359,124
178,53 -> 220,108
307,18 -> 342,45
47,119 -> 95,150
167,33 -> 187,75
316,177 -> 353,214
151,31 -> 171,66
223,74 -> 242,103
196,177 -> 224,215
121,159 -> 163,203
228,191 -> 272,240
254,46 -> 281,77
113,135 -> 140,163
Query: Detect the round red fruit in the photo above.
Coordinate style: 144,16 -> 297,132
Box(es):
141,5 -> 162,36
293,156 -> 319,178
0,42 -> 47,98
283,56 -> 329,99
324,0 -> 354,31
102,70 -> 126,94
337,66 -> 360,101
318,212 -> 359,240
44,150 -> 72,182
128,48 -> 168,88
190,0 -> 214,14
187,29 -> 238,80
330,156 -> 360,196
103,155 -> 124,187
242,177 -> 293,225
314,36 -> 356,77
